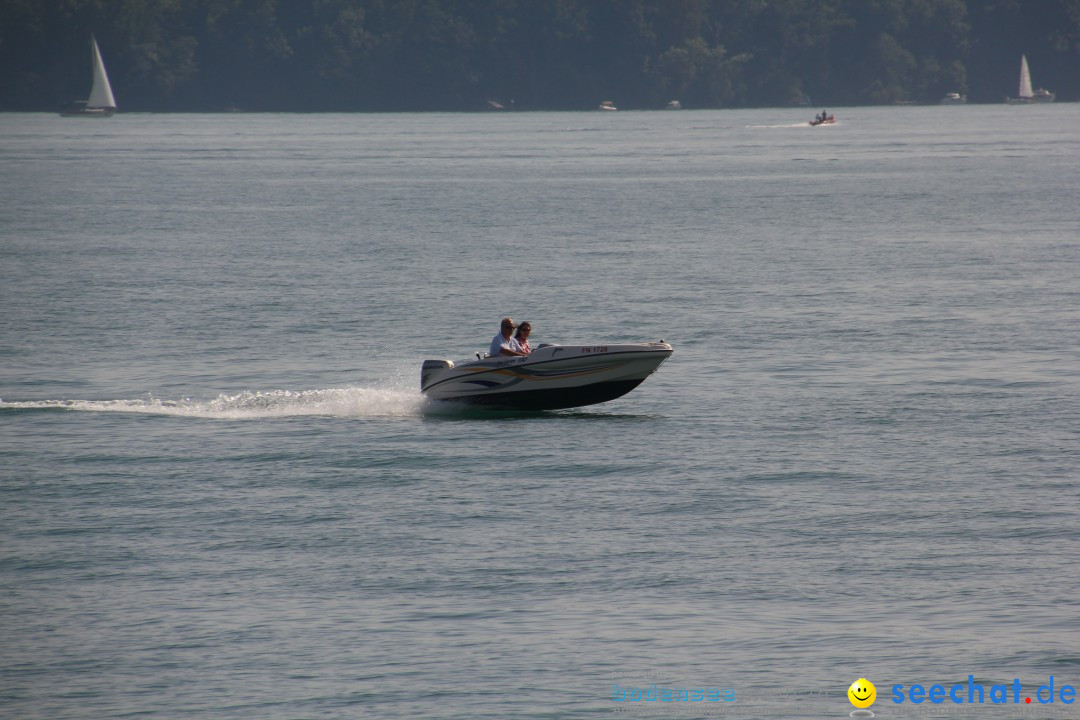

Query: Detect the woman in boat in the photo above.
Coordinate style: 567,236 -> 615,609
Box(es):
513,322 -> 533,354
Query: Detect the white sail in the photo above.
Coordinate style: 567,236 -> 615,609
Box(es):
1018,54 -> 1033,100
87,35 -> 117,109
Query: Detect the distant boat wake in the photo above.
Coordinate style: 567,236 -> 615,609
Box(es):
747,123 -> 826,129
0,386 -> 431,420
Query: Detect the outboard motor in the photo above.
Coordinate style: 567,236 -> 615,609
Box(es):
421,359 -> 454,391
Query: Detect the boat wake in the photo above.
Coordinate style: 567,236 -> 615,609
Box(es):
0,386 -> 428,420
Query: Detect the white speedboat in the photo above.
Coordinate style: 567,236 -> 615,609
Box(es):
421,341 -> 672,410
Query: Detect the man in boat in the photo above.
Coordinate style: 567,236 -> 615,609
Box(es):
489,317 -> 528,357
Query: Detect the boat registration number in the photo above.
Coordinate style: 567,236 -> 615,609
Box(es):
581,346 -> 608,354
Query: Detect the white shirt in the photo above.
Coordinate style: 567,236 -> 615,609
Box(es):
489,333 -> 522,357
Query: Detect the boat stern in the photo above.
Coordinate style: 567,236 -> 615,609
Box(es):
421,359 -> 455,391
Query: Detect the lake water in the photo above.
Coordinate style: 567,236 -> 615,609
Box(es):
1,106 -> 1079,720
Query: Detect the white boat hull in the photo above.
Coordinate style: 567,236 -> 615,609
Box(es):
59,103 -> 115,117
421,342 -> 672,410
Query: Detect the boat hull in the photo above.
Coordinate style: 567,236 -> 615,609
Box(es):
1006,94 -> 1055,104
421,342 -> 672,410
59,106 -> 115,117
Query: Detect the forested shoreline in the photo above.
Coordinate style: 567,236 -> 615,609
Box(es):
2,0 -> 1078,112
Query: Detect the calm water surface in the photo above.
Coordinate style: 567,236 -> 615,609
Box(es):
2,106 -> 1079,719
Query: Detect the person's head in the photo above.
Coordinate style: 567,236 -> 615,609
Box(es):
515,322 -> 531,339
500,317 -> 516,337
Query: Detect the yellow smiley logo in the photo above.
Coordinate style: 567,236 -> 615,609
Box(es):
848,678 -> 877,708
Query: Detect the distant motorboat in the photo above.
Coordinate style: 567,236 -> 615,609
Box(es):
809,113 -> 835,126
940,92 -> 967,105
1007,54 -> 1055,104
60,35 -> 116,117
665,100 -> 682,110
598,100 -> 617,111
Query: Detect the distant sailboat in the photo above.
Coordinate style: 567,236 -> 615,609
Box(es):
1007,54 -> 1055,104
60,35 -> 117,117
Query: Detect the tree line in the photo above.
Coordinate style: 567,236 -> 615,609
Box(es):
2,0 -> 1078,112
